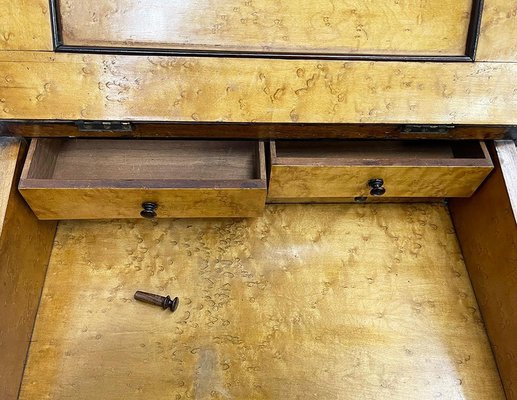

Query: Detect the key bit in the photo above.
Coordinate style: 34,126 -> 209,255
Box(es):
134,290 -> 179,312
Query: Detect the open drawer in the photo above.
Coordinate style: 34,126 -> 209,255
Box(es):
268,140 -> 494,202
19,139 -> 267,219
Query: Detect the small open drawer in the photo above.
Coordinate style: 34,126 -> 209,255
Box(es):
19,139 -> 266,219
268,140 -> 494,201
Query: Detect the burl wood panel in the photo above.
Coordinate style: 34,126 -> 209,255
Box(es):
268,166 -> 493,200
19,188 -> 267,219
19,204 -> 505,400
0,0 -> 52,51
0,138 -> 56,400
477,0 -> 517,61
4,51 -> 517,124
450,142 -> 517,400
58,0 -> 472,56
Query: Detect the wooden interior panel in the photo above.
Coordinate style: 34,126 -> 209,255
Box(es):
0,137 -> 56,400
0,0 -> 52,51
4,52 -> 517,124
56,0 -> 472,56
25,139 -> 260,181
477,0 -> 517,61
268,140 -> 493,200
450,141 -> 517,400
19,204 -> 505,399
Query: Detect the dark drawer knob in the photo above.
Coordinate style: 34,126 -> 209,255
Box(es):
140,202 -> 158,219
368,178 -> 386,196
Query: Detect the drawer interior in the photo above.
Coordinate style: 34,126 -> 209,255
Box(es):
23,139 -> 264,182
19,204 -> 505,399
272,140 -> 491,165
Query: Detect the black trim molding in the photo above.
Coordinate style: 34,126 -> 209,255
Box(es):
49,0 -> 483,62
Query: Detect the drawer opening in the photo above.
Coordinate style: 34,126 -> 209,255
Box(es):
18,139 -> 267,219
272,140 -> 491,166
23,139 -> 265,184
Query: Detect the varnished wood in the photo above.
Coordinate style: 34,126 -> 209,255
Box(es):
477,0 -> 517,61
20,204 -> 504,400
1,122 -> 510,140
494,140 -> 517,219
450,141 -> 517,400
0,137 -> 56,400
19,139 -> 267,219
268,140 -> 493,200
0,0 -> 52,51
56,0 -> 472,56
4,52 -> 517,124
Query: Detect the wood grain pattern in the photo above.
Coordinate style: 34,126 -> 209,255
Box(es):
57,0 -> 472,56
4,51 -> 517,124
20,204 -> 504,400
1,122 -> 510,140
19,139 -> 266,219
0,137 -> 56,400
495,141 -> 517,219
268,140 -> 493,200
477,0 -> 517,61
450,141 -> 517,400
0,0 -> 52,51
19,188 -> 267,219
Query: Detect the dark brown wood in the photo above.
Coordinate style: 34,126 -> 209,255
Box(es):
449,141 -> 517,400
271,140 -> 493,167
134,291 -> 179,312
23,139 -> 263,181
1,122 -> 509,140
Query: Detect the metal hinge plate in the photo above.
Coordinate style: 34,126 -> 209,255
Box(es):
401,125 -> 454,135
76,121 -> 133,132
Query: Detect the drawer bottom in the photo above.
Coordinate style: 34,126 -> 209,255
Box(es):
20,204 -> 504,399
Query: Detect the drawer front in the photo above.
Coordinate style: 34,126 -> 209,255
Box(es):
268,140 -> 493,201
55,0 -> 475,58
19,188 -> 266,219
268,165 -> 492,200
19,139 -> 267,219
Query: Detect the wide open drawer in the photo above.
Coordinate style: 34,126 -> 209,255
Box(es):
268,140 -> 493,202
19,139 -> 266,219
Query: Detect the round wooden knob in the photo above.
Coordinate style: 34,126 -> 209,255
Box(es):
140,202 -> 158,219
368,178 -> 386,196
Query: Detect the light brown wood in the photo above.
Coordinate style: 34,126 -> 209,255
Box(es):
450,141 -> 517,400
0,0 -> 52,51
477,0 -> 517,61
19,139 -> 267,219
495,140 -> 517,219
4,51 -> 517,124
0,137 -> 56,400
20,204 -> 504,400
268,140 -> 493,201
57,0 -> 472,56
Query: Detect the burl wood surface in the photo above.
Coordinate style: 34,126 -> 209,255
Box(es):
268,165 -> 492,200
477,0 -> 517,61
4,51 -> 517,124
450,142 -> 517,400
19,188 -> 267,219
0,0 -> 52,51
0,138 -> 56,400
57,0 -> 472,56
20,204 -> 504,400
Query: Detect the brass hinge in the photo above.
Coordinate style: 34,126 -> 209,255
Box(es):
401,125 -> 454,135
76,121 -> 133,132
